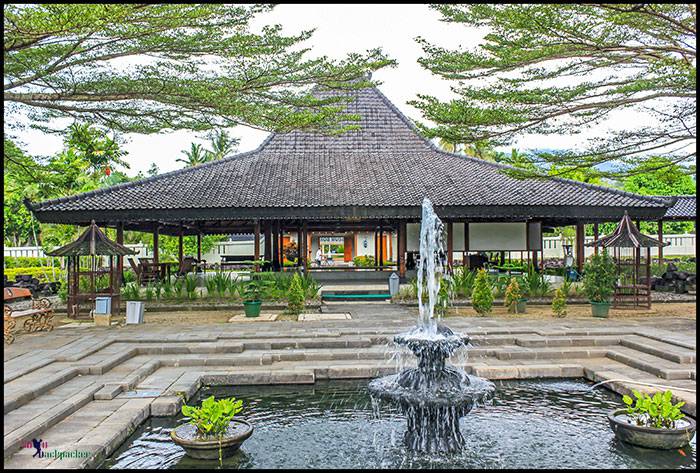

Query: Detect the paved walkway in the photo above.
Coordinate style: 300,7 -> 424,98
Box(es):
3,303 -> 696,469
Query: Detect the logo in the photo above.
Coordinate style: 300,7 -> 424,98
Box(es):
28,438 -> 48,458
21,439 -> 90,460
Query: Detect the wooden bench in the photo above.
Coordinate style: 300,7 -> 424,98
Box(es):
4,287 -> 54,344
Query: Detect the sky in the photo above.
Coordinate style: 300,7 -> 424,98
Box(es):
5,4 -> 659,177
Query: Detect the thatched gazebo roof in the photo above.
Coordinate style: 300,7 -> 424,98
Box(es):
586,212 -> 668,249
46,220 -> 136,257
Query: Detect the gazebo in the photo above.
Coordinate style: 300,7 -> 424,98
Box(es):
586,212 -> 668,309
27,84 -> 675,282
46,221 -> 135,319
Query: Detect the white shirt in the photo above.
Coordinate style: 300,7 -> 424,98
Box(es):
316,249 -> 322,260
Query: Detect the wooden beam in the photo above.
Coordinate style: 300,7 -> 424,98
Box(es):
116,222 -> 124,286
575,222 -> 585,273
593,223 -> 599,256
398,221 -> 407,278
446,221 -> 453,270
153,224 -> 160,267
178,225 -> 184,272
272,221 -> 280,271
264,222 -> 272,269
658,220 -> 664,266
254,220 -> 261,272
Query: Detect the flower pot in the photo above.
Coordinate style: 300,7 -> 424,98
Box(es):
608,409 -> 696,449
590,301 -> 611,318
243,301 -> 262,317
507,298 -> 528,314
171,419 -> 253,460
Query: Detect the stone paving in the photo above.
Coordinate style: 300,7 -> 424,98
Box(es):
3,303 -> 696,469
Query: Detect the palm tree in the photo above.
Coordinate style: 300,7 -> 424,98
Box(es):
205,130 -> 239,161
176,143 -> 207,167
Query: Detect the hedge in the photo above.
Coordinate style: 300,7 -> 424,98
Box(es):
4,267 -> 65,282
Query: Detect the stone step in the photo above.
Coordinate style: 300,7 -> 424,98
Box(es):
495,347 -> 609,361
606,348 -> 696,380
3,382 -> 103,459
514,336 -> 620,348
620,337 -> 696,364
4,367 -> 80,414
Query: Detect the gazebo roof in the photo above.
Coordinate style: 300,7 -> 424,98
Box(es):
655,195 -> 696,221
46,221 -> 136,257
586,212 -> 668,248
28,85 -> 672,229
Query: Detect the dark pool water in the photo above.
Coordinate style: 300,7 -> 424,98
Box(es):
102,379 -> 696,469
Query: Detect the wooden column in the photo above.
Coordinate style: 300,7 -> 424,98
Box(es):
272,221 -> 280,271
575,222 -> 585,273
593,223 -> 599,256
296,225 -> 302,268
446,222 -> 453,270
464,221 -> 470,269
152,224 -> 160,266
178,226 -> 184,271
374,230 -> 379,266
301,221 -> 308,275
379,227 -> 384,268
398,221 -> 407,278
196,232 -> 202,261
264,222 -> 272,269
116,222 -> 124,286
254,220 -> 261,272
657,220 -> 664,266
532,250 -> 538,271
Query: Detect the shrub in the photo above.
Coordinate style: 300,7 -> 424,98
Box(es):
57,283 -> 68,303
3,256 -> 61,268
211,271 -> 231,298
287,273 -> 305,315
4,267 -> 64,283
122,282 -> 140,300
622,390 -> 686,429
435,274 -> 454,317
451,267 -> 476,298
352,255 -> 376,268
145,284 -> 154,301
504,277 -> 523,312
173,277 -> 186,299
471,269 -> 493,316
122,270 -> 137,284
205,275 -> 217,298
552,288 -> 567,317
162,277 -> 173,299
521,265 -> 552,297
184,274 -> 198,300
582,251 -> 617,303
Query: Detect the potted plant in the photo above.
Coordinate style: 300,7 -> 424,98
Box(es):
241,261 -> 272,317
608,389 -> 695,449
504,277 -> 527,313
582,251 -> 617,318
171,395 -> 253,463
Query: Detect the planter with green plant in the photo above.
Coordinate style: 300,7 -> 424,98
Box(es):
582,251 -> 617,317
241,265 -> 272,317
471,268 -> 493,316
504,277 -> 527,313
608,389 -> 695,449
171,395 -> 252,462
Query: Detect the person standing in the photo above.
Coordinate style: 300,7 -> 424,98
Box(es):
315,248 -> 323,267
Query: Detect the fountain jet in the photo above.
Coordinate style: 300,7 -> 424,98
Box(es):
368,198 -> 495,453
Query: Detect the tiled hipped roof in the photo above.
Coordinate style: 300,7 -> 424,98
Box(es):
30,86 -> 670,223
656,195 -> 696,220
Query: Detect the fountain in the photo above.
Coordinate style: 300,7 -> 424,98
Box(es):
368,198 -> 495,453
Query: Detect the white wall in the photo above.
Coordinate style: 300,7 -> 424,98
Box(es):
469,223 -> 528,251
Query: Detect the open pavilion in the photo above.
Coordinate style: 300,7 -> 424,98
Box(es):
27,85 -> 675,279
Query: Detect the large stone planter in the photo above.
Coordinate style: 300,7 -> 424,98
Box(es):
590,301 -> 611,318
171,419 -> 253,460
608,409 -> 696,449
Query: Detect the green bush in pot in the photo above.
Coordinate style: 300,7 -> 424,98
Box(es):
582,251 -> 617,317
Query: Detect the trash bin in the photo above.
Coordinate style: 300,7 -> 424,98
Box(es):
389,272 -> 400,296
126,301 -> 145,324
94,296 -> 112,315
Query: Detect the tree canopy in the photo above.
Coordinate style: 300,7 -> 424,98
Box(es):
412,4 -> 696,178
4,4 -> 394,135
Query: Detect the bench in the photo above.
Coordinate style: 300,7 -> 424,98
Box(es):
4,287 -> 54,344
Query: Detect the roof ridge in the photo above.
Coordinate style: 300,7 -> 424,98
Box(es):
31,134 -> 276,211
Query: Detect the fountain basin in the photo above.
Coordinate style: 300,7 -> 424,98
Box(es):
171,420 -> 253,460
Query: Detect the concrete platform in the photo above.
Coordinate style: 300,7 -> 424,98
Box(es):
3,302 -> 695,469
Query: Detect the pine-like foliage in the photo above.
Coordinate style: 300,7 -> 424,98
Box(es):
471,269 -> 493,316
287,273 -> 305,315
